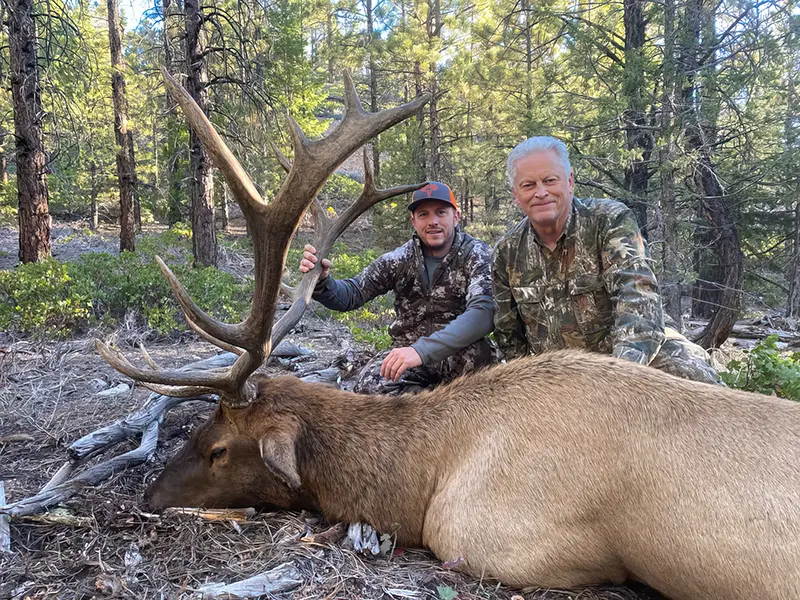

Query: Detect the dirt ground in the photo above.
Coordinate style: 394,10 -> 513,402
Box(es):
0,223 -> 668,600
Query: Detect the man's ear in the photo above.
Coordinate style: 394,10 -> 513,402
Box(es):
259,419 -> 302,490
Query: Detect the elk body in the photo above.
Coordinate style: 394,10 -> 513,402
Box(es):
145,351 -> 800,600
97,72 -> 798,600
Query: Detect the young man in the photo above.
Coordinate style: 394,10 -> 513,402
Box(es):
493,136 -> 720,384
301,182 -> 497,394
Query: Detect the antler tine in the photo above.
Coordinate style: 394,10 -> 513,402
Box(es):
276,88 -> 430,202
269,153 -> 427,349
96,340 -> 230,390
328,150 -> 426,242
185,315 -> 245,357
342,70 -> 365,114
162,68 -> 266,216
154,256 -> 249,349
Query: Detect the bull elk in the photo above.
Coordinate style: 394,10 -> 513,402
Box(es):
98,71 -> 800,600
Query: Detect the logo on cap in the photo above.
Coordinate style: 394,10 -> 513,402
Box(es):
419,183 -> 440,197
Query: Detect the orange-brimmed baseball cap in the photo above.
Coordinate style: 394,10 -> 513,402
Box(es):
408,182 -> 457,212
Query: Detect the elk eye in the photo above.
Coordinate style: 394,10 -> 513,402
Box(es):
210,447 -> 227,462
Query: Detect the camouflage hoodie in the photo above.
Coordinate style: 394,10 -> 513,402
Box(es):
313,229 -> 494,348
493,197 -> 665,364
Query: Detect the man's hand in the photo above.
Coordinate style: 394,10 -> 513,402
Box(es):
299,244 -> 331,280
380,347 -> 423,382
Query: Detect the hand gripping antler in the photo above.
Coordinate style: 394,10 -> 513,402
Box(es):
97,69 -> 429,407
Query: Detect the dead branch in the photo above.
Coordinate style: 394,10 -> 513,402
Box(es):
193,562 -> 302,599
0,481 -> 10,552
2,419 -> 160,517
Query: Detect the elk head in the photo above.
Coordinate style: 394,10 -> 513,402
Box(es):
98,69 -> 429,510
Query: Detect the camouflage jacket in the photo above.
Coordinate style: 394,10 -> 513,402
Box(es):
313,229 -> 494,349
492,197 -> 665,364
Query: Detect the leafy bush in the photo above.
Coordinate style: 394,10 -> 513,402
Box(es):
0,241 -> 252,337
0,184 -> 16,226
721,335 -> 800,401
0,259 -> 93,336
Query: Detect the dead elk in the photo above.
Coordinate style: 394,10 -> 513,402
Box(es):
145,352 -> 800,600
95,72 -> 800,600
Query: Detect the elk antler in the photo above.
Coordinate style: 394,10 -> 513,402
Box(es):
97,70 -> 429,407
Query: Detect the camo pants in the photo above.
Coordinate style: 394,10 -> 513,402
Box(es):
353,339 -> 498,395
649,328 -> 722,385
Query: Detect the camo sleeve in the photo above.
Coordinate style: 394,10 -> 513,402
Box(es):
600,208 -> 665,365
492,240 -> 529,361
312,247 -> 402,312
411,240 -> 495,365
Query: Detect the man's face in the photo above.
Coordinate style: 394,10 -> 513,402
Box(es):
512,150 -> 575,233
410,200 -> 460,257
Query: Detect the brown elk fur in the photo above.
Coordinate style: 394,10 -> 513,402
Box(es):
146,350 -> 800,600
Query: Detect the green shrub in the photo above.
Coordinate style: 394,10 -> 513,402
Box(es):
0,249 -> 252,337
721,335 -> 800,401
0,259 -> 93,336
0,184 -> 16,226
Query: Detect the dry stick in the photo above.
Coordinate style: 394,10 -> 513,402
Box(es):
194,562 -> 302,599
0,481 -> 10,552
3,419 -> 160,517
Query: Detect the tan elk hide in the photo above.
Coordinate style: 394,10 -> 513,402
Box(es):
94,72 -> 798,600
145,351 -> 800,600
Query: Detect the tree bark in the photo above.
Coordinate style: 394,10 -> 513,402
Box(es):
89,161 -> 99,231
365,0 -> 380,184
0,134 -> 8,185
107,0 -> 137,252
7,0 -> 51,263
185,0 -> 217,266
426,0 -> 441,180
220,180 -> 230,232
163,0 -> 184,226
788,199 -> 800,319
622,0 -> 651,234
657,0 -> 682,328
680,0 -> 743,348
785,8 -> 800,318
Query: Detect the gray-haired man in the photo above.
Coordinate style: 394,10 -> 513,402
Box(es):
493,136 -> 720,384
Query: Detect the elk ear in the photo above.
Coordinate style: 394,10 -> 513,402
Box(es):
259,423 -> 302,490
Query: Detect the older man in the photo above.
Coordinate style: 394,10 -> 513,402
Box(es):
493,136 -> 720,384
302,182 -> 497,394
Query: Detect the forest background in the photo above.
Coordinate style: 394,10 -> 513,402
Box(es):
0,0 -> 798,395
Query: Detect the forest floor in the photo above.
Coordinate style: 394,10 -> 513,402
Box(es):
0,219 -> 729,600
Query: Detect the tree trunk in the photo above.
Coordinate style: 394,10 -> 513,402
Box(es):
657,0 -> 682,328
785,7 -> 799,318
220,181 -> 230,232
789,201 -> 800,318
365,0 -> 381,185
0,147 -> 7,185
163,0 -> 184,226
89,161 -> 99,231
622,0 -> 651,234
681,0 -> 743,348
522,0 -> 535,137
185,0 -> 216,266
7,0 -> 51,263
107,0 -> 137,252
426,0 -> 441,180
